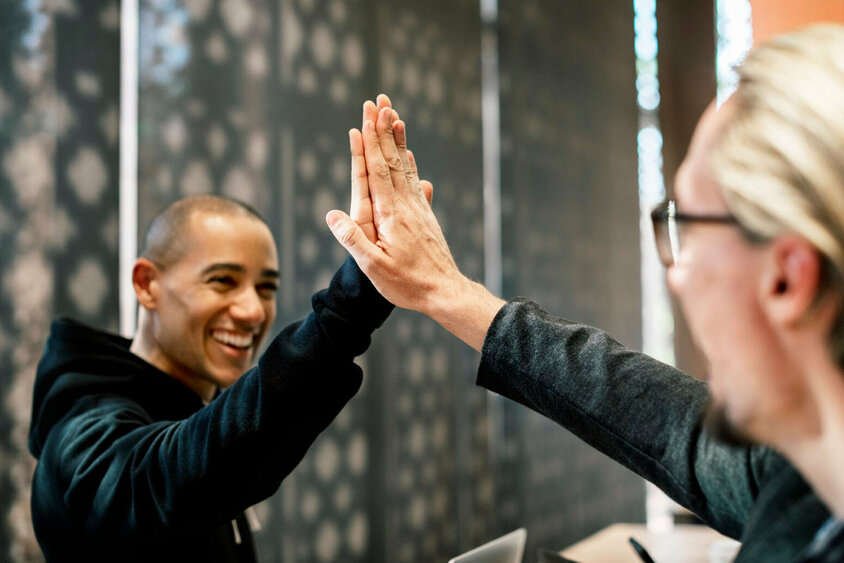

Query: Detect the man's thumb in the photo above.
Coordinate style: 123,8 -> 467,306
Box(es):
326,210 -> 370,256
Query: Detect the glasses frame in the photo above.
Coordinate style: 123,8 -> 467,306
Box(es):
650,200 -> 737,267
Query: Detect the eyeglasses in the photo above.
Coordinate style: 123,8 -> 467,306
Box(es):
650,200 -> 737,267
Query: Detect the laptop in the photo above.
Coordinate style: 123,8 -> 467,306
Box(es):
447,528 -> 527,563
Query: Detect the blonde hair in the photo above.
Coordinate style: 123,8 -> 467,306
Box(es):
709,23 -> 844,364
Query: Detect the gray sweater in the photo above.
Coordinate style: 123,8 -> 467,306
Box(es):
477,298 -> 831,562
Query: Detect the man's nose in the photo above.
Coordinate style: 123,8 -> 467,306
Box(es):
230,287 -> 265,325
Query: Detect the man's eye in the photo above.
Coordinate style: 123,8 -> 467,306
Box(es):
209,276 -> 236,287
257,283 -> 278,297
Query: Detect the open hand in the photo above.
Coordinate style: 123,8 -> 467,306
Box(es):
329,96 -> 504,351
328,103 -> 458,314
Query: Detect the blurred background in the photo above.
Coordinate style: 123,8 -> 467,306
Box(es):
1,0 -> 842,561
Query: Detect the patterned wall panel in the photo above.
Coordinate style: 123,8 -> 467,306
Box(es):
271,2 -> 376,561
369,1 -> 491,561
138,0 -> 278,235
271,1 -> 491,561
0,1 -> 120,560
498,0 -> 645,554
2,0 -> 645,561
53,1 -> 121,331
137,0 -> 287,560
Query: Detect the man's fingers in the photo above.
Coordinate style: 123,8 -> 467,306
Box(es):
392,121 -> 416,192
349,128 -> 377,242
407,149 -> 419,178
376,93 -> 392,110
405,145 -> 420,187
405,149 -> 429,202
376,106 -> 409,194
363,100 -> 378,131
420,180 -> 434,204
362,119 -> 396,212
350,128 -> 368,192
373,94 -> 407,173
393,120 -> 409,157
365,94 -> 392,132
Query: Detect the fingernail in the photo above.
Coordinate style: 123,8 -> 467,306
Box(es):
326,211 -> 341,227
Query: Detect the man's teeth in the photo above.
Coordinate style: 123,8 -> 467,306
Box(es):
212,331 -> 253,349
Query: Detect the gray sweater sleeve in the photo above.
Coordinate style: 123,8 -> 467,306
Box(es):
476,298 -> 777,538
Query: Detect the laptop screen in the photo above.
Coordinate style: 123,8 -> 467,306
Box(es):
447,528 -> 527,563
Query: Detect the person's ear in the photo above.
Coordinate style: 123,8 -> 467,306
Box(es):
761,236 -> 822,328
133,258 -> 161,311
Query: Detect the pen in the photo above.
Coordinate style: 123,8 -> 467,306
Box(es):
628,536 -> 657,563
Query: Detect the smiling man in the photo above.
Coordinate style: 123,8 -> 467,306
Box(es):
28,194 -> 394,562
130,198 -> 281,402
327,24 -> 844,562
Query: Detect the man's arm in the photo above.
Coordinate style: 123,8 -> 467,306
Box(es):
43,256 -> 392,542
479,298 -> 775,537
325,99 -> 775,537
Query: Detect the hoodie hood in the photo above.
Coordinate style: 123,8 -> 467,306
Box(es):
29,318 -> 203,458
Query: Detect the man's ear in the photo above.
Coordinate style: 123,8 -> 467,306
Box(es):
761,236 -> 822,328
133,258 -> 161,311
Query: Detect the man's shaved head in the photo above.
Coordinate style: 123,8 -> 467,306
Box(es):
140,195 -> 267,268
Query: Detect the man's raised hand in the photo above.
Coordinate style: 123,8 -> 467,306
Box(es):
328,104 -> 454,313
330,96 -> 500,351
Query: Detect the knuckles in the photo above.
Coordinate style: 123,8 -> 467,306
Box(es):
371,161 -> 392,179
385,155 -> 404,172
337,223 -> 359,247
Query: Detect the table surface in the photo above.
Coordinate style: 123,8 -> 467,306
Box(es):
559,523 -> 741,563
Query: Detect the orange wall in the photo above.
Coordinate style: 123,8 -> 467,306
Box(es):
750,0 -> 844,43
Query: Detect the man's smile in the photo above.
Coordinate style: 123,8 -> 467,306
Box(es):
210,329 -> 256,351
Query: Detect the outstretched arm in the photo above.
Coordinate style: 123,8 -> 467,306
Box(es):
327,104 -> 504,351
35,256 -> 393,545
325,99 -> 832,557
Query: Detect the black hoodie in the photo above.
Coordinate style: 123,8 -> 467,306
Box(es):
28,257 -> 393,562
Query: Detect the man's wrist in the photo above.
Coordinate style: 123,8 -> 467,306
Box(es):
425,275 -> 505,352
314,256 -> 394,332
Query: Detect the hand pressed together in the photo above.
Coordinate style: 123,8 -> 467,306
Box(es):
328,98 -> 460,314
327,95 -> 505,351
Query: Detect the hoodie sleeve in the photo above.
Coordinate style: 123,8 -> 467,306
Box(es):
38,256 -> 392,541
476,298 -> 778,539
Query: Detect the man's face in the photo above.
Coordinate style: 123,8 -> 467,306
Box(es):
150,212 -> 279,396
666,102 -> 796,445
